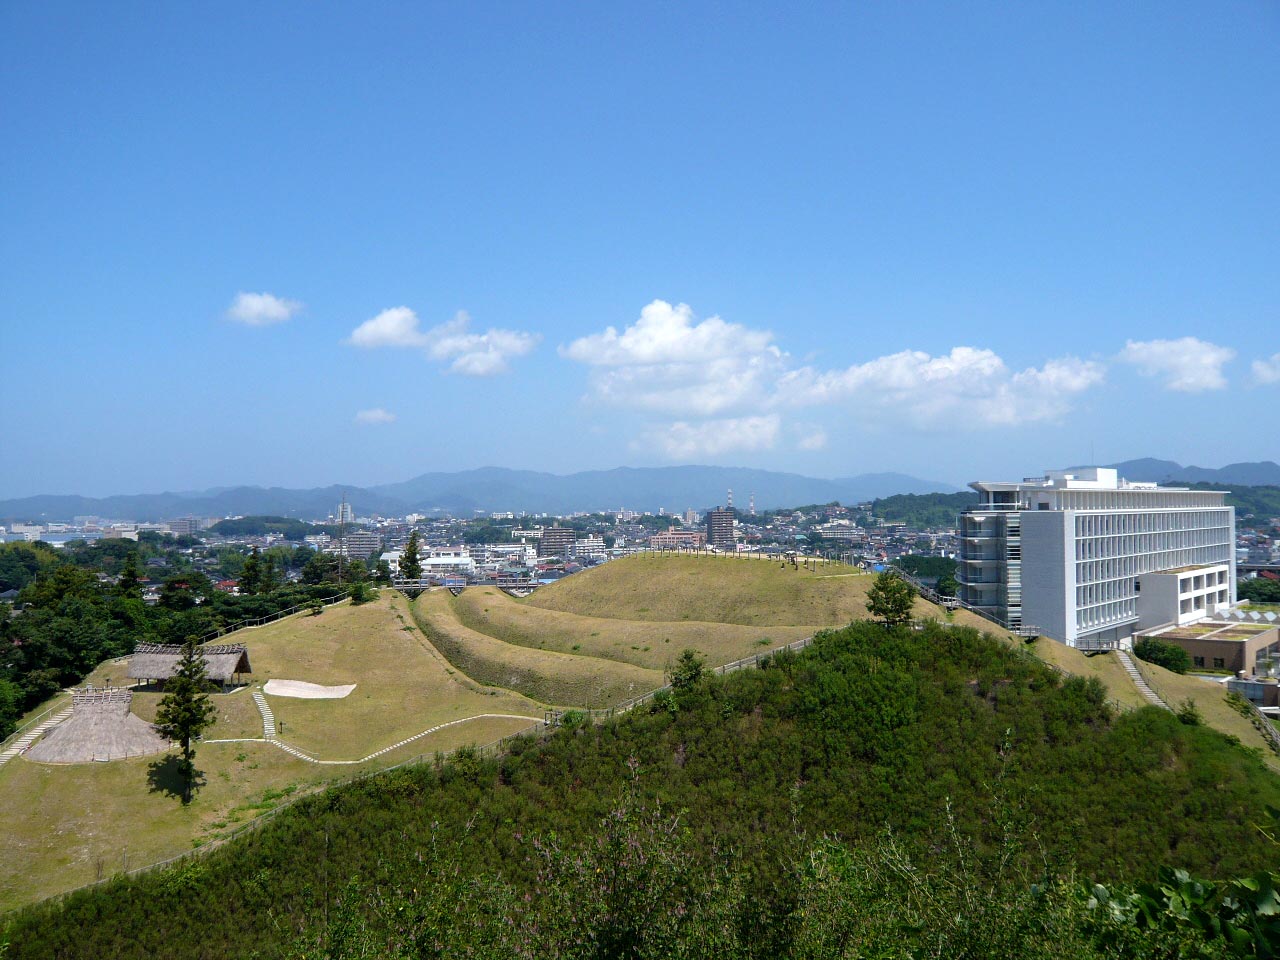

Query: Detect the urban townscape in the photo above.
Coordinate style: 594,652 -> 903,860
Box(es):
3,5 -> 1279,959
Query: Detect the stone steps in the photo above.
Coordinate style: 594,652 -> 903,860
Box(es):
1115,650 -> 1170,710
251,691 -> 276,738
0,707 -> 74,766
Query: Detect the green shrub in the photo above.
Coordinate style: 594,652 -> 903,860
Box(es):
1133,638 -> 1191,674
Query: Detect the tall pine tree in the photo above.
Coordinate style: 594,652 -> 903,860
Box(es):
153,637 -> 217,804
118,552 -> 141,600
399,530 -> 423,588
240,547 -> 262,595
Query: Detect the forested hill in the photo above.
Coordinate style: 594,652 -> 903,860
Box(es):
872,491 -> 978,528
7,620 -> 1279,959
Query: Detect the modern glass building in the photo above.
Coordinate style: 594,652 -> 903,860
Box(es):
958,468 -> 1235,648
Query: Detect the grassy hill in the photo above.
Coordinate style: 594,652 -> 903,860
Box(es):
6,555 -> 1277,924
6,619 -> 1278,959
0,594 -> 543,912
525,554 -> 932,626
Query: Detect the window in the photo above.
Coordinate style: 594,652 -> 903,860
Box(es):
1193,656 -> 1205,668
1213,658 -> 1225,670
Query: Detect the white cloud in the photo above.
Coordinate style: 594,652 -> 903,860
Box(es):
564,300 -> 1107,445
227,292 -> 302,325
347,307 -> 429,348
1118,337 -> 1235,392
354,408 -> 396,425
347,308 -> 540,375
641,415 -> 781,459
776,348 -> 1104,427
562,300 -> 786,416
1251,352 -> 1280,385
563,299 -> 775,365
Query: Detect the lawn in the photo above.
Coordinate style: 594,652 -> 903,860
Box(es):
526,554 -> 907,626
0,593 -> 554,911
242,593 -> 543,760
411,590 -> 663,708
1129,658 -> 1280,774
0,729 -> 325,912
451,587 -> 812,671
1026,640 -> 1153,712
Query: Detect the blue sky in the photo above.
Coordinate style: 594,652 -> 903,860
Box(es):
2,2 -> 1277,497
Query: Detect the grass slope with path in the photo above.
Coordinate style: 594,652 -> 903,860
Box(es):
0,594 -> 542,912
243,593 -> 541,760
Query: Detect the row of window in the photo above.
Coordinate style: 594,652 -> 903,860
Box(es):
1076,598 -> 1136,631
1076,546 -> 1232,584
1052,492 -> 1225,511
1073,509 -> 1232,539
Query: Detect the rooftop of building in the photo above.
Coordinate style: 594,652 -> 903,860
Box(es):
970,467 -> 1228,495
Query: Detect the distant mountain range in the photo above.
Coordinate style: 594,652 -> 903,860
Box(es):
0,466 -> 962,523
1068,459 -> 1280,487
6,459 -> 1274,524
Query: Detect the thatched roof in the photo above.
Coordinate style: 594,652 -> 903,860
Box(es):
27,690 -> 170,763
127,642 -> 251,683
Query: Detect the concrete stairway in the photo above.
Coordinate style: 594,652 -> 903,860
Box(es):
1115,650 -> 1170,710
0,706 -> 74,766
252,691 -> 277,738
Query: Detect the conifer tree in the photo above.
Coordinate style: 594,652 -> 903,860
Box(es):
399,530 -> 423,585
118,552 -> 142,600
240,547 -> 262,595
154,637 -> 217,804
867,571 -> 916,626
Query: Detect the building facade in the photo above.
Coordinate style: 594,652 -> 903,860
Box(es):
538,526 -> 578,558
958,468 -> 1235,648
706,508 -> 736,549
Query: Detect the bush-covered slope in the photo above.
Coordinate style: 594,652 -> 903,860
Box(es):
7,620 -> 1279,959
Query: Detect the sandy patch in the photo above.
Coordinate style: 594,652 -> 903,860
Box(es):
264,679 -> 357,699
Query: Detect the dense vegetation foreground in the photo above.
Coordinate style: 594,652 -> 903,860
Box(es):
6,620 -> 1280,959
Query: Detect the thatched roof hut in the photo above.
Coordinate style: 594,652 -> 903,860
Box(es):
128,642 -> 251,687
26,690 -> 170,763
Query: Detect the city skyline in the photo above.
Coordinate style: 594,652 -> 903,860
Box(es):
3,3 -> 1277,498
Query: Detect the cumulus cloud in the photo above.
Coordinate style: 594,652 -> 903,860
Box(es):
354,408 -> 396,425
563,300 -> 775,365
561,300 -> 786,417
347,308 -> 540,375
640,415 -> 781,459
775,347 -> 1103,428
1252,352 -> 1280,385
565,301 -> 1108,455
347,306 -> 428,348
1118,337 -> 1235,392
227,292 -> 302,325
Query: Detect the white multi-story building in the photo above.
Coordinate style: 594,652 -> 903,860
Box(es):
958,468 -> 1235,648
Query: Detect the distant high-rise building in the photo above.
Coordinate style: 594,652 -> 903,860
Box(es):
706,507 -> 736,550
538,527 -> 577,558
958,468 -> 1235,648
336,501 -> 355,524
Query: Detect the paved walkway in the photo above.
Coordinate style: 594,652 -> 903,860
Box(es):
0,706 -> 74,767
1115,650 -> 1170,710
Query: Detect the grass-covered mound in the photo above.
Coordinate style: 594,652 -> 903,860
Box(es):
526,554 -> 935,626
411,589 -> 664,707
6,620 -> 1279,959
